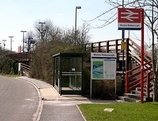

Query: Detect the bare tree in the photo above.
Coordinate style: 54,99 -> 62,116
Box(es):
61,22 -> 90,46
34,20 -> 63,43
89,0 -> 158,101
31,19 -> 91,82
77,23 -> 91,45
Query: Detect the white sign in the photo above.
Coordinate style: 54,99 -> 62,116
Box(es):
91,53 -> 116,80
18,63 -> 21,71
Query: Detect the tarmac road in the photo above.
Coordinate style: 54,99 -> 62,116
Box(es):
0,76 -> 39,121
0,76 -> 118,121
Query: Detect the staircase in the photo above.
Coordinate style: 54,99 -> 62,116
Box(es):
21,63 -> 31,77
89,38 -> 154,102
5,52 -> 32,77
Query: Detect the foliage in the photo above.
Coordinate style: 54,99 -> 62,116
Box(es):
5,74 -> 20,77
0,56 -> 18,74
30,21 -> 90,86
79,102 -> 158,121
92,76 -> 121,99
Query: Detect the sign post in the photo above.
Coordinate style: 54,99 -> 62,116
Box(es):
118,8 -> 144,103
90,53 -> 117,98
140,9 -> 144,103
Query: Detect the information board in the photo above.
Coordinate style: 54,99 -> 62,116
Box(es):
91,53 -> 116,80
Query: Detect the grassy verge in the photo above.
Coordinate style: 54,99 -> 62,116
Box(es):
5,74 -> 20,77
79,102 -> 158,121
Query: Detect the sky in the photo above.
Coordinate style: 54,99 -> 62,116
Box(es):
0,0 -> 151,52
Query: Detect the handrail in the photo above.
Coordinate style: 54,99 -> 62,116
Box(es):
90,39 -> 122,52
86,38 -> 154,99
129,38 -> 152,59
125,60 -> 153,93
21,63 -> 31,76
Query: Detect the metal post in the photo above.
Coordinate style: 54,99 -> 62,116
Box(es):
0,43 -> 1,56
39,22 -> 46,42
2,40 -> 6,50
121,0 -> 125,95
9,36 -> 13,53
21,31 -> 27,52
75,6 -> 81,45
152,0 -> 156,102
28,38 -> 30,52
140,8 -> 144,103
2,40 -> 6,55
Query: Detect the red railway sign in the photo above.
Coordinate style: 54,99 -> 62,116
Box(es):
118,8 -> 142,30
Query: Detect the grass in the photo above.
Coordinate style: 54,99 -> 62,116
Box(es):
4,74 -> 20,77
78,102 -> 158,121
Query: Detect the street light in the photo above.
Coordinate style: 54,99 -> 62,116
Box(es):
9,36 -> 14,53
21,30 -> 27,52
39,22 -> 46,41
2,40 -> 7,50
75,6 -> 81,45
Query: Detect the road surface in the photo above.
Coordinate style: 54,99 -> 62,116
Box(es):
0,76 -> 39,121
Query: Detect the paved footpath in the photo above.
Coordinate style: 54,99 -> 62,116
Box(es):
19,76 -> 118,121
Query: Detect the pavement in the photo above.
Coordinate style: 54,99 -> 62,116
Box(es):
18,76 -> 119,121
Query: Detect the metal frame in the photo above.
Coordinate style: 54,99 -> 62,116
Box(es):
53,53 -> 84,95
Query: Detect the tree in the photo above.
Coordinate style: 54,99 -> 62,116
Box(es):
0,57 -> 18,74
34,19 -> 60,42
30,20 -> 90,84
90,0 -> 158,101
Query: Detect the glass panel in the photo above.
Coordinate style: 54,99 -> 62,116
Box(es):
61,57 -> 82,91
61,57 -> 82,72
54,57 -> 60,87
69,73 -> 81,90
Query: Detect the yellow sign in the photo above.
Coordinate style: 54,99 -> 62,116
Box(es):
121,42 -> 126,50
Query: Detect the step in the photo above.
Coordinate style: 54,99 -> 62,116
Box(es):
119,96 -> 140,102
135,87 -> 151,92
125,93 -> 149,101
130,90 -> 147,96
124,93 -> 140,100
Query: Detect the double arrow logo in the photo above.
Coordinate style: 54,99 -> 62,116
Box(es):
121,9 -> 139,21
118,8 -> 142,30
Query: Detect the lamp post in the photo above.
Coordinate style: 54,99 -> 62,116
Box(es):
2,39 -> 6,50
39,22 -> 46,42
9,36 -> 14,53
21,30 -> 27,52
75,6 -> 81,45
121,0 -> 125,95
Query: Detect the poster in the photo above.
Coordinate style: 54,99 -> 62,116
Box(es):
91,53 -> 116,80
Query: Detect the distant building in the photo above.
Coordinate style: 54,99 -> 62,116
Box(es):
18,46 -> 21,53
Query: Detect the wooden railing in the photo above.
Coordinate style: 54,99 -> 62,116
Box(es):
125,38 -> 153,98
89,38 -> 153,97
125,60 -> 154,99
21,63 -> 31,77
128,39 -> 152,62
5,52 -> 31,61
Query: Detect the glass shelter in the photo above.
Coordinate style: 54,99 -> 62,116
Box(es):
53,53 -> 84,95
